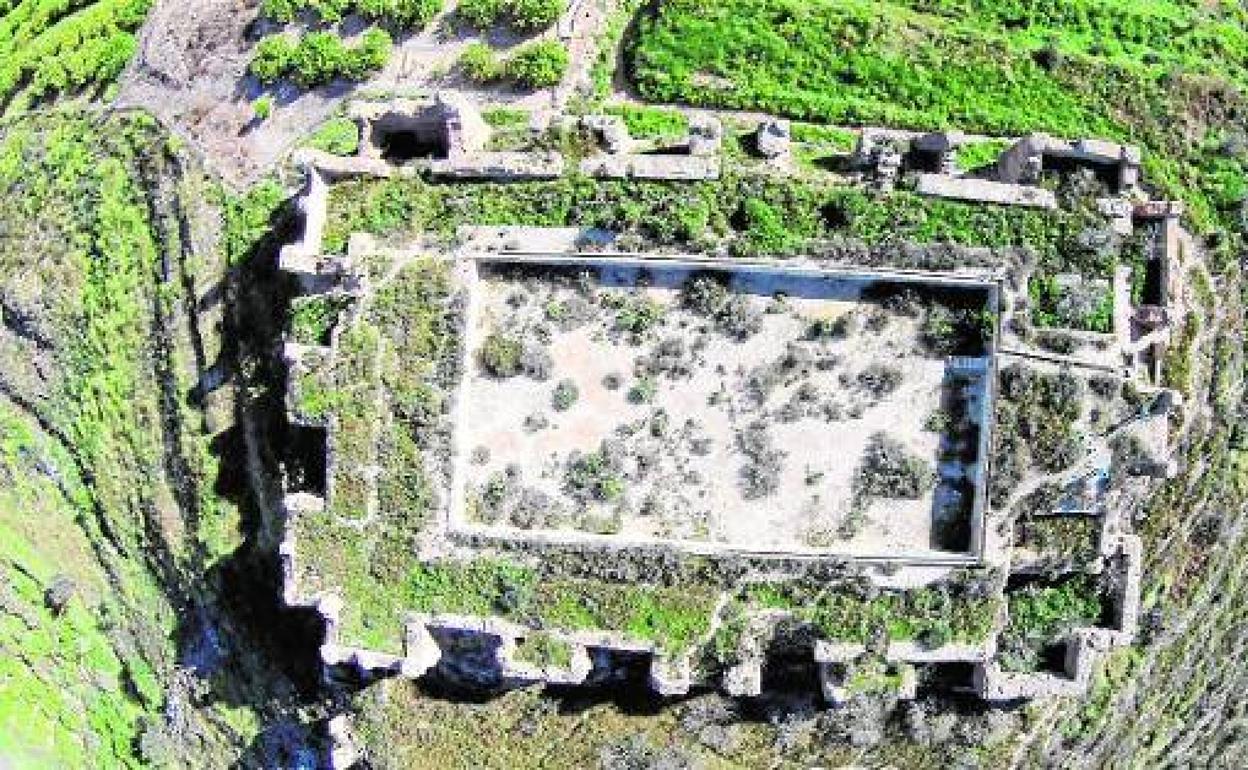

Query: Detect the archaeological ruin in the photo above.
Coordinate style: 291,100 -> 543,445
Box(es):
276,95 -> 1183,724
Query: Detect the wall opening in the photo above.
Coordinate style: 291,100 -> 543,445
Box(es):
372,112 -> 450,162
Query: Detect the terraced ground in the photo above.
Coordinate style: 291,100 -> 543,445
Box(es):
0,111 -> 320,767
0,0 -> 152,113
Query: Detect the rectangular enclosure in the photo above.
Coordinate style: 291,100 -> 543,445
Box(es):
448,255 -> 998,559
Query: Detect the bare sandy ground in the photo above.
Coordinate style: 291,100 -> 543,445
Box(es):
458,265 -> 964,555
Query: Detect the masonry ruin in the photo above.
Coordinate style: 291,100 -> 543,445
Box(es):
277,97 -> 1186,726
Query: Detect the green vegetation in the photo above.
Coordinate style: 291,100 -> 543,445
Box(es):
251,28 -> 392,87
0,406 -> 150,766
627,375 -> 657,405
458,41 -> 501,82
955,139 -> 1010,172
551,378 -> 578,411
481,106 -> 529,129
1016,514 -> 1101,568
221,179 -> 289,266
459,39 -> 569,89
304,116 -> 361,155
992,365 -> 1085,506
505,39 -> 569,89
290,294 -> 352,345
845,659 -> 906,696
252,94 -> 274,121
0,0 -> 151,113
322,171 -> 1102,266
630,0 -> 1248,238
0,112 -> 264,764
588,0 -> 644,99
790,121 -> 857,151
565,447 -> 625,502
1029,274 -> 1114,333
998,575 -> 1103,672
611,294 -> 665,336
457,0 -> 562,32
749,576 -> 998,646
1164,312 -> 1201,395
604,104 -> 689,140
260,0 -> 442,27
294,533 -> 718,654
292,258 -> 463,644
513,632 -> 573,669
480,332 -> 523,377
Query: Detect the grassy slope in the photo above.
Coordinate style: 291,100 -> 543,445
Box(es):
0,111 -> 291,767
630,0 -> 1248,238
0,0 -> 151,114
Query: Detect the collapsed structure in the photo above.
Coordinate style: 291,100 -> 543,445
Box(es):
276,95 -> 1184,719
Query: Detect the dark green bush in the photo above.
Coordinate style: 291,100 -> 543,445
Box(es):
506,40 -> 569,88
480,332 -> 523,377
262,0 -> 442,27
250,29 -> 392,87
459,42 -> 501,82
459,0 -> 561,32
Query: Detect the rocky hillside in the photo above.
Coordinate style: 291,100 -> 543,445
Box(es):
0,110 -> 326,767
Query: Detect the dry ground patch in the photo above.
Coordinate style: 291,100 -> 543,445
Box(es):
455,259 -> 992,556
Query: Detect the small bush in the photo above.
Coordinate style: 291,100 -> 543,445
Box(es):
999,575 -> 1103,672
855,433 -> 935,500
305,117 -> 360,155
628,376 -> 657,404
458,0 -> 504,27
250,29 -> 392,87
357,0 -> 443,28
506,40 -> 569,88
857,363 -> 903,398
566,447 -> 625,502
509,0 -> 563,31
737,197 -> 801,257
480,332 -> 523,376
250,35 -> 296,83
252,94 -> 274,121
459,42 -> 501,82
291,295 -> 351,345
459,0 -> 561,32
263,0 -> 443,27
681,274 -> 730,317
716,295 -> 762,340
737,421 -> 785,499
552,379 -> 579,411
615,296 -> 665,337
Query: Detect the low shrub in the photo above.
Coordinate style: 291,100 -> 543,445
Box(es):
304,117 -> 361,155
252,94 -> 274,121
506,40 -> 569,88
459,42 -> 501,83
855,433 -> 935,500
552,379 -> 579,411
737,421 -> 785,499
459,0 -> 562,32
480,332 -> 523,377
999,575 -> 1103,672
566,446 -> 625,502
250,29 -> 392,87
262,0 -> 442,27
604,105 -> 690,140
